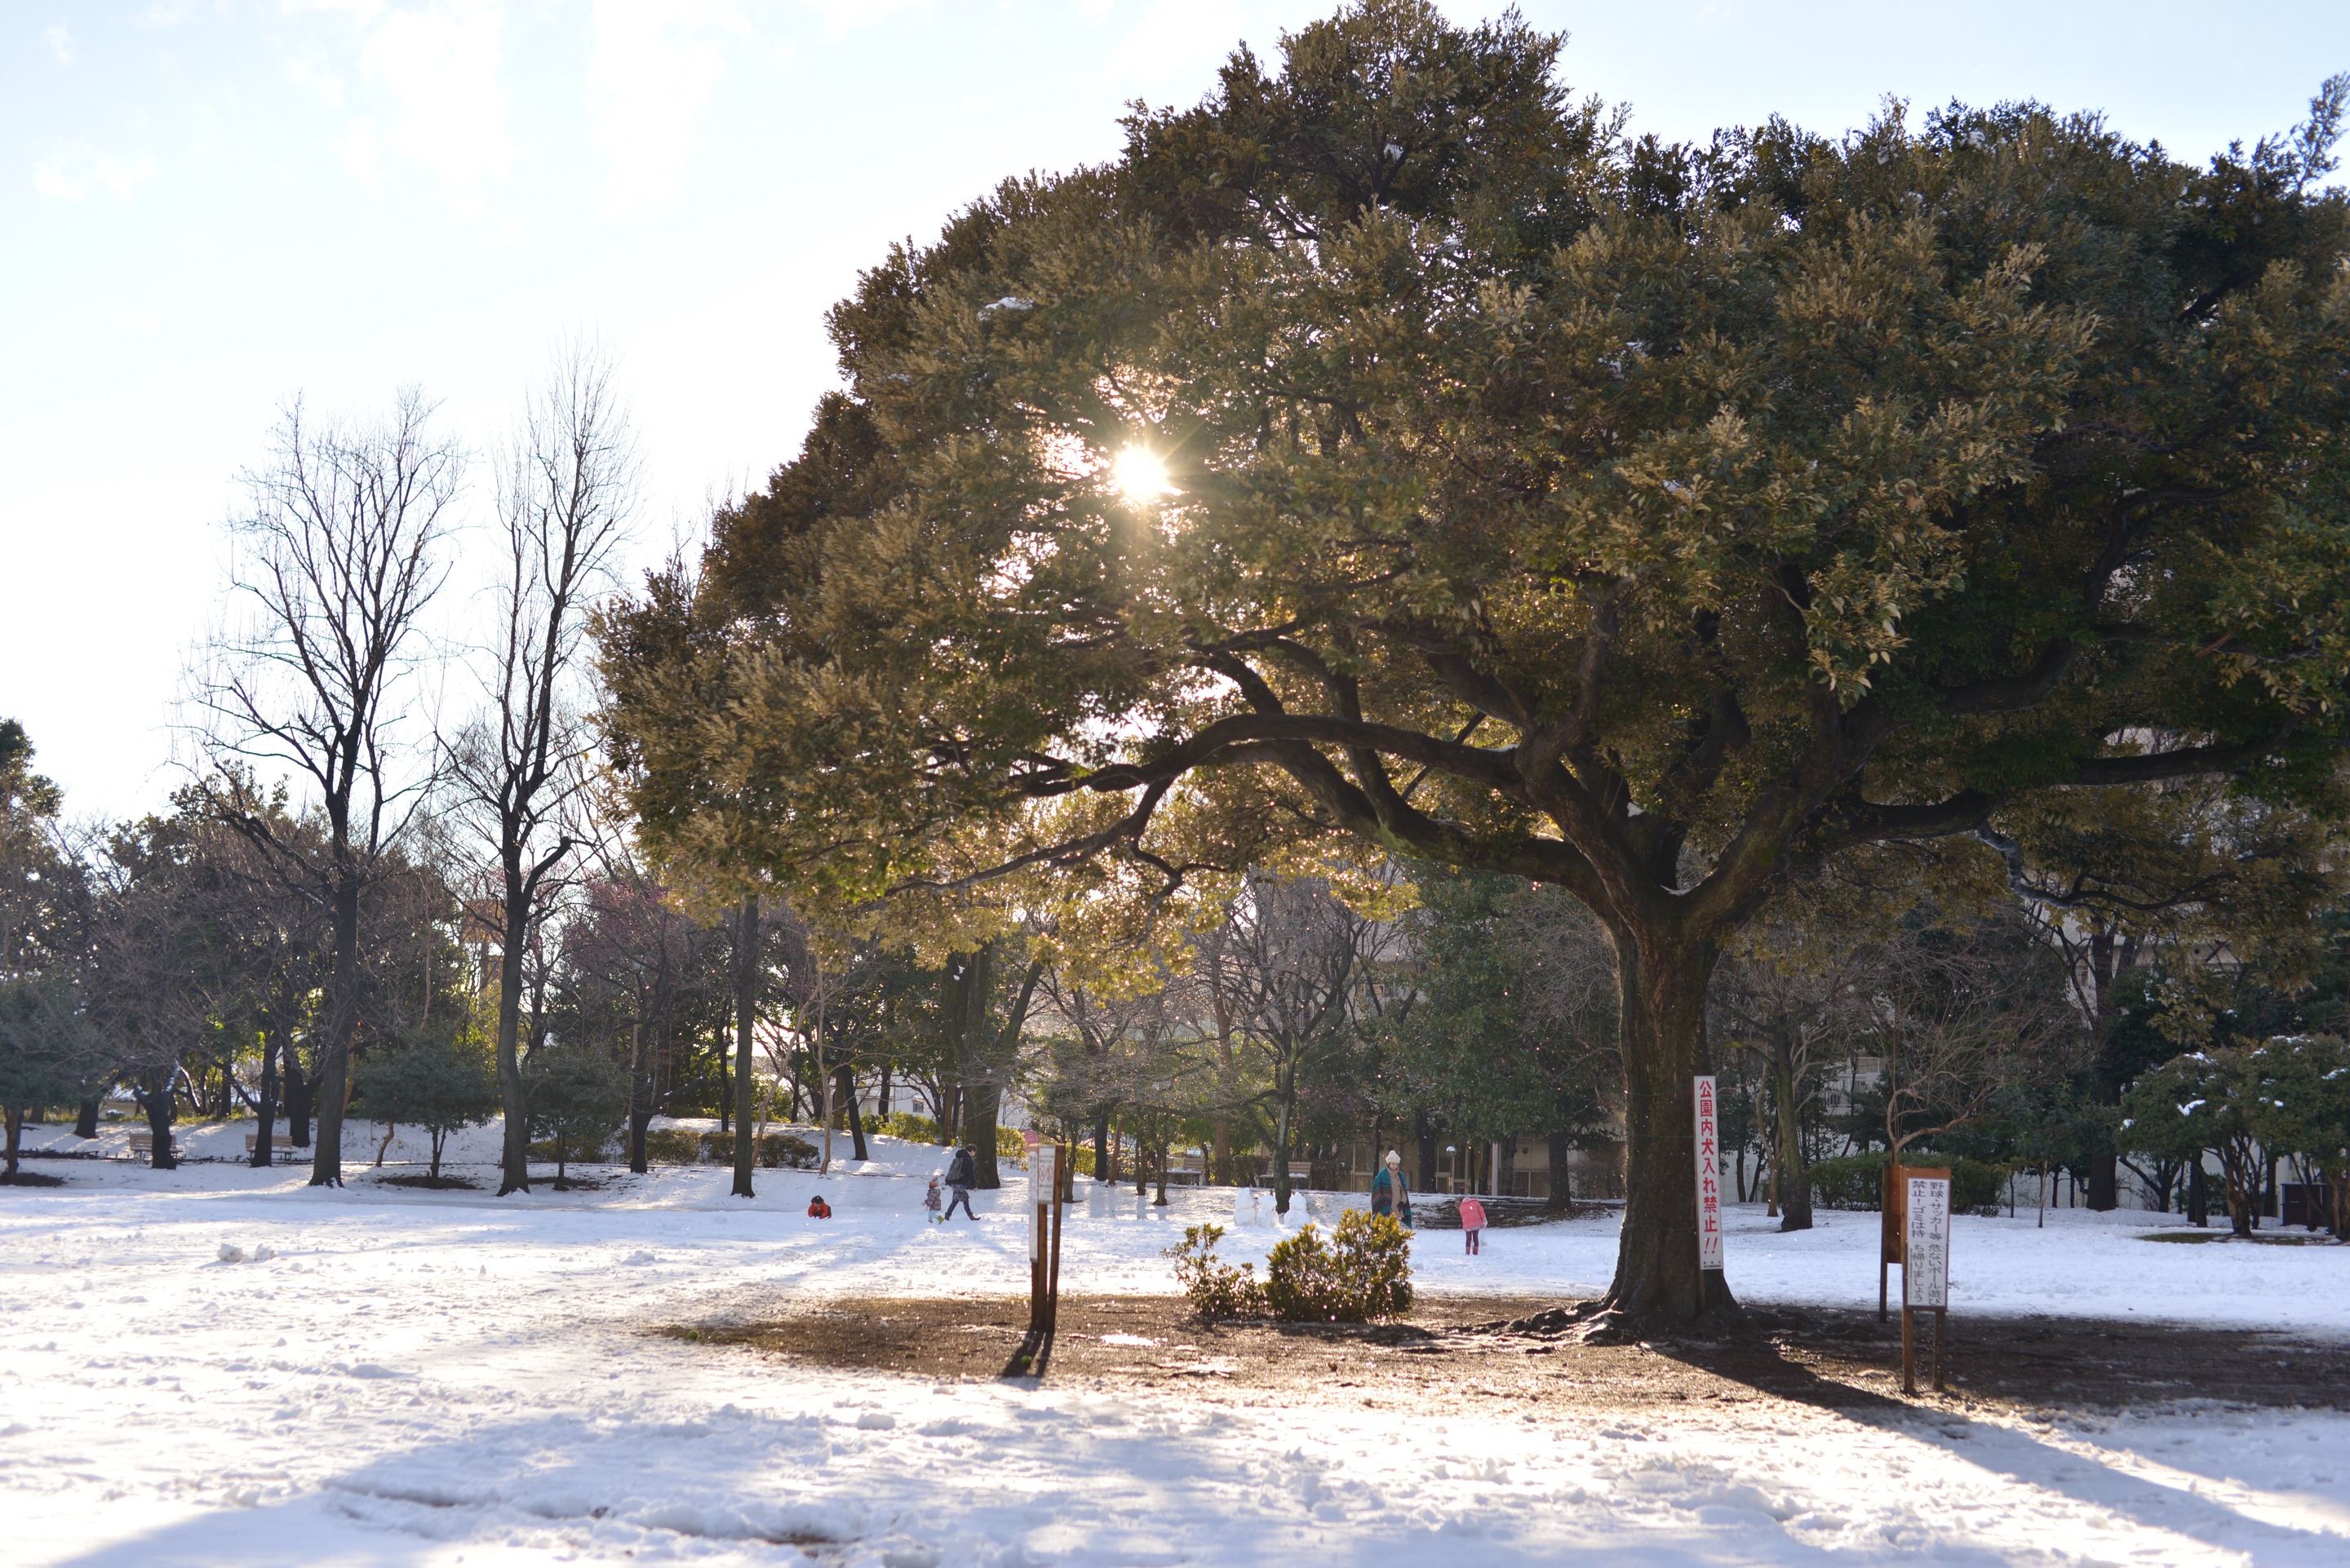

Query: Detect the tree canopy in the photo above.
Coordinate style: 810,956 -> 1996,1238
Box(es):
602,0 -> 2350,1327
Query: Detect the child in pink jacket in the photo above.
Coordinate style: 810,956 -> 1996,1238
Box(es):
1459,1196 -> 1488,1254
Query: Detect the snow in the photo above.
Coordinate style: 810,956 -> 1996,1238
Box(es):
7,1119 -> 2350,1566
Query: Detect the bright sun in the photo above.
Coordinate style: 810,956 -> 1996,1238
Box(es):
1112,445 -> 1173,503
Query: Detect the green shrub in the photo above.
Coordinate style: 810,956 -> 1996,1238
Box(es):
641,1127 -> 704,1164
1810,1151 -> 2011,1214
1263,1209 -> 1414,1322
997,1126 -> 1027,1163
876,1111 -> 940,1144
637,1128 -> 822,1167
523,1045 -> 628,1178
1808,1154 -> 1887,1210
1167,1224 -> 1266,1318
1170,1213 -> 1416,1322
757,1132 -> 820,1169
351,1034 -> 499,1180
527,1135 -> 611,1164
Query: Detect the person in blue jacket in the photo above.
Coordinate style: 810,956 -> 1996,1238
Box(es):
1370,1149 -> 1413,1227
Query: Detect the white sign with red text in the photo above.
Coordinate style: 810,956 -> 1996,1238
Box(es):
1694,1074 -> 1724,1271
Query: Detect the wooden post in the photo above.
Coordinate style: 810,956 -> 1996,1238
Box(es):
1900,1300 -> 1918,1395
1879,1158 -> 1902,1321
1030,1142 -> 1062,1334
1045,1141 -> 1068,1334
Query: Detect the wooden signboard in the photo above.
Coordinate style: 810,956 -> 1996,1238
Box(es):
1904,1175 -> 1951,1309
1901,1172 -> 1952,1394
1693,1076 -> 1724,1272
1878,1162 -> 1949,1319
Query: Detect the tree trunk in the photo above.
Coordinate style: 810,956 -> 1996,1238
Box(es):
2187,1158 -> 2209,1227
494,870 -> 534,1197
717,1032 -> 731,1133
1771,1034 -> 1813,1233
732,894 -> 760,1198
311,875 -> 361,1188
252,1024 -> 279,1169
283,1037 -> 312,1147
838,1065 -> 869,1162
141,1069 -> 178,1171
1096,1114 -> 1113,1186
429,1127 -> 446,1181
1270,1056 -> 1296,1216
2080,926 -> 2134,1212
964,1075 -> 1002,1190
627,1024 -> 651,1174
1414,1107 -> 1439,1195
75,1098 -> 100,1140
5,1105 -> 20,1177
953,946 -> 1004,1190
1546,1129 -> 1573,1212
1592,932 -> 1739,1333
2085,1150 -> 2119,1212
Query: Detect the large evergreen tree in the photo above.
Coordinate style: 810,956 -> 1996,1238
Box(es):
604,2 -> 2350,1328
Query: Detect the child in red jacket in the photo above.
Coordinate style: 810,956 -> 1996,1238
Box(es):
1459,1195 -> 1487,1254
807,1194 -> 832,1219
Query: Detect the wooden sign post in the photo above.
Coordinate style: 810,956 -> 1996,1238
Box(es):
1693,1076 -> 1724,1273
1901,1170 -> 1952,1394
1029,1142 -> 1066,1335
1878,1159 -> 1948,1319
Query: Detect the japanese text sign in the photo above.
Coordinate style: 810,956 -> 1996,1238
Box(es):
1031,1144 -> 1058,1262
1694,1074 -> 1723,1272
1904,1175 -> 1950,1309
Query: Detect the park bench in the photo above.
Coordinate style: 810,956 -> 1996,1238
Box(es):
126,1132 -> 157,1160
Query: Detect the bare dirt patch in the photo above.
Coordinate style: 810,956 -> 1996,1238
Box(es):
374,1174 -> 482,1190
0,1170 -> 68,1187
668,1293 -> 2350,1416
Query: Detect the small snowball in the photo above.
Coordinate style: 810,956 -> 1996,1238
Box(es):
218,1243 -> 246,1264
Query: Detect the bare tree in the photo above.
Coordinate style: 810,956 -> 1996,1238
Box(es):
554,853 -> 720,1173
199,392 -> 457,1185
1199,873 -> 1386,1216
448,344 -> 637,1194
1871,911 -> 2086,1163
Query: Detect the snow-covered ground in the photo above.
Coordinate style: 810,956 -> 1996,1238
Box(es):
7,1119 -> 2350,1566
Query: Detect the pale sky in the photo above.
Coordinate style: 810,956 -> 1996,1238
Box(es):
6,0 -> 2347,826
